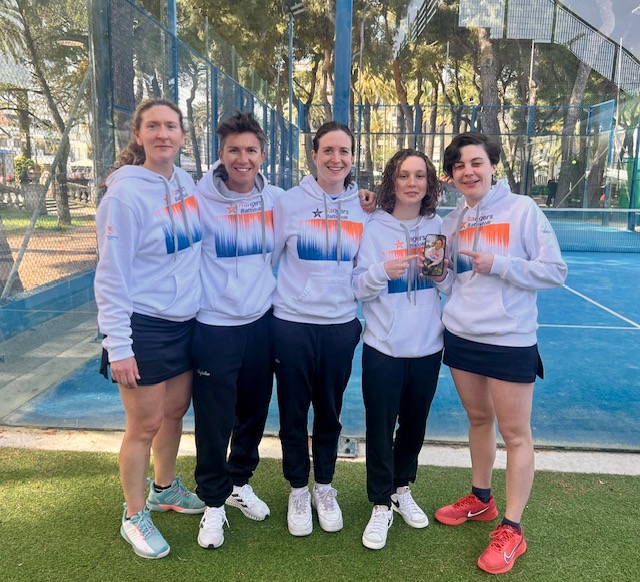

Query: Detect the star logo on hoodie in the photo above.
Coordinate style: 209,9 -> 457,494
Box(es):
313,208 -> 323,218
395,240 -> 405,249
227,205 -> 237,214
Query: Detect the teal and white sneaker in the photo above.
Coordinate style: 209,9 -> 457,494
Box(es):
120,504 -> 170,559
146,475 -> 206,514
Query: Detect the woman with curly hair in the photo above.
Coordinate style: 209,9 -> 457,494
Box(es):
352,148 -> 450,550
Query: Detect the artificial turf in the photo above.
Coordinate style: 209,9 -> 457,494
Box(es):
1,448 -> 638,581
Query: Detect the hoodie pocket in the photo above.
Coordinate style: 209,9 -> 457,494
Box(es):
298,275 -> 354,311
443,283 -> 517,337
382,304 -> 444,357
162,267 -> 202,316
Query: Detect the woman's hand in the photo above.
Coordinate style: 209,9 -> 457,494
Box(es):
384,254 -> 419,280
422,259 -> 449,282
359,189 -> 376,213
459,249 -> 494,274
110,356 -> 141,389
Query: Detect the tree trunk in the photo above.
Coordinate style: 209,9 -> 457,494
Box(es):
16,1 -> 72,225
556,61 -> 591,207
15,89 -> 32,159
186,71 -> 203,181
556,0 -> 614,207
425,84 -> 438,160
320,49 -> 333,122
56,138 -> 72,227
477,28 -> 500,138
0,218 -> 24,302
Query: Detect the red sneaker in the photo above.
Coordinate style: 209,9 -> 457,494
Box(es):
434,493 -> 499,526
477,524 -> 527,574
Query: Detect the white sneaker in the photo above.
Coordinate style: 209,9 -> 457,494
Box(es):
362,505 -> 394,550
312,484 -> 343,532
287,488 -> 313,536
225,484 -> 270,521
390,486 -> 429,528
198,506 -> 229,549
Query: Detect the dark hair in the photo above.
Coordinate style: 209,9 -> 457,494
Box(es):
312,120 -> 355,154
216,111 -> 267,151
377,149 -> 440,217
442,132 -> 501,178
312,120 -> 355,188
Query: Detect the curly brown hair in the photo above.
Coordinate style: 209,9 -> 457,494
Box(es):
377,149 -> 441,217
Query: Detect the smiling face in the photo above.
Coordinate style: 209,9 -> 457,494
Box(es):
312,130 -> 354,194
218,132 -> 266,193
392,155 -> 428,219
450,144 -> 497,206
135,105 -> 185,177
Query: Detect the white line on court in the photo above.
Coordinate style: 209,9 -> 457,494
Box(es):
540,324 -> 640,330
562,284 -> 640,329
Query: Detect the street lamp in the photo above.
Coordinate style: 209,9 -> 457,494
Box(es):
284,1 -> 306,125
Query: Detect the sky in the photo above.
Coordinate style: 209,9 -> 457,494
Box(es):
561,0 -> 640,58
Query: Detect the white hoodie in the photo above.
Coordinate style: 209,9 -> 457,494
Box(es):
272,175 -> 369,324
95,165 -> 202,362
196,160 -> 284,325
352,210 -> 449,358
441,179 -> 567,347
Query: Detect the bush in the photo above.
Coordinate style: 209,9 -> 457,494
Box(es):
14,153 -> 36,182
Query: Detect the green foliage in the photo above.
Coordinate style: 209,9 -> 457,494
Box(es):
13,153 -> 35,181
1,449 -> 639,582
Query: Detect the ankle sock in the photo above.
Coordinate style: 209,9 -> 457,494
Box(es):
153,482 -> 171,493
501,517 -> 521,533
471,486 -> 492,503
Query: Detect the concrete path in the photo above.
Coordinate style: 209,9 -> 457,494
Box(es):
1,426 -> 639,476
1,302 -> 639,476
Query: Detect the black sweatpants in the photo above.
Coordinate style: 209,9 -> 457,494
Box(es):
272,317 -> 362,488
362,344 -> 442,506
192,311 -> 273,507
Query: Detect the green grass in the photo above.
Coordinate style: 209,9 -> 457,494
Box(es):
1,210 -> 93,233
1,448 -> 639,582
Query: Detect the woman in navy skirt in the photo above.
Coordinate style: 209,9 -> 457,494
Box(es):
95,98 -> 204,559
434,133 -> 567,574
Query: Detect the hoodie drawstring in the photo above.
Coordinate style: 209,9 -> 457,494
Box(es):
399,222 -> 418,305
452,202 -> 482,278
173,173 -> 195,257
260,196 -> 267,261
336,200 -> 343,265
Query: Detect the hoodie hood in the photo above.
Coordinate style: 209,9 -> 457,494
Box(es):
200,159 -> 267,202
298,174 -> 360,202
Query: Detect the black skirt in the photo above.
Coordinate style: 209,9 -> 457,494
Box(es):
100,312 -> 195,385
443,329 -> 543,383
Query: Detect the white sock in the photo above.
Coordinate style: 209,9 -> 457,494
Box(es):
314,483 -> 331,493
291,486 -> 309,496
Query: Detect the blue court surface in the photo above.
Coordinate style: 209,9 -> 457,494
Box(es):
4,252 -> 640,451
